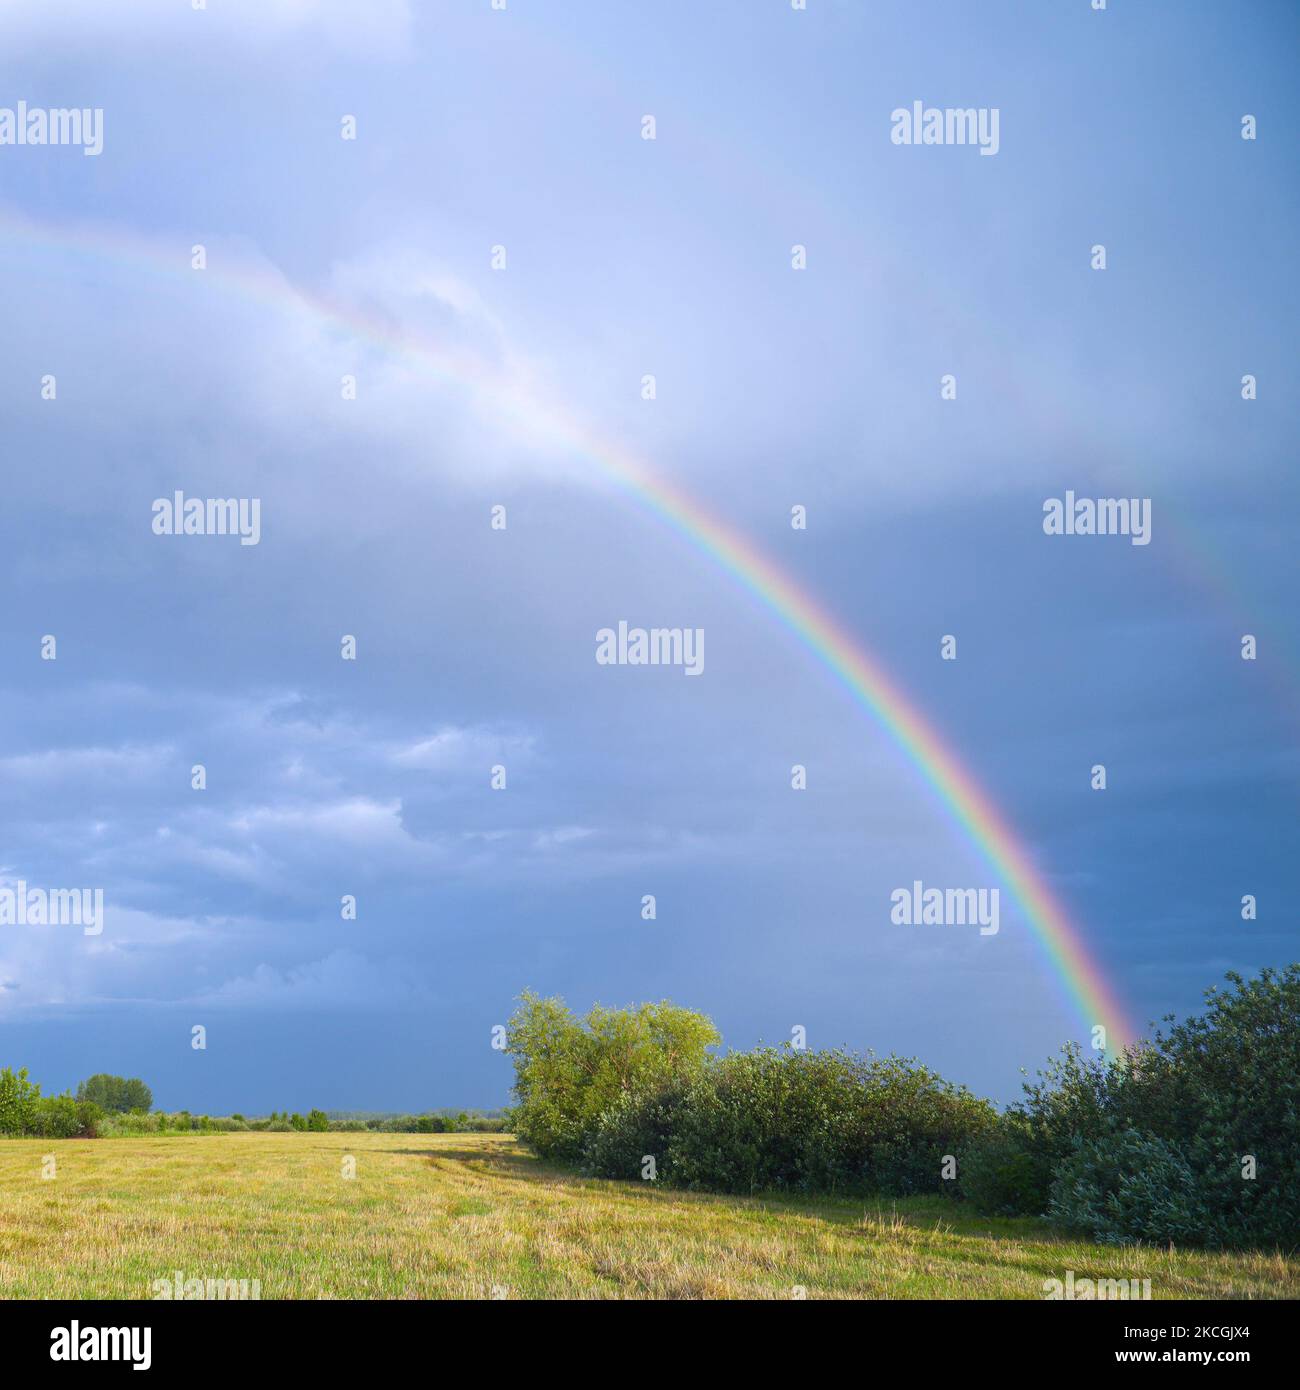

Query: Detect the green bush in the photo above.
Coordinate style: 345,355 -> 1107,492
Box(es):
461,1116 -> 507,1133
583,1047 -> 996,1198
1048,1128 -> 1210,1246
583,1082 -> 692,1183
30,1095 -> 104,1139
95,1110 -> 252,1137
959,1112 -> 1052,1216
1122,967 -> 1300,1251
1014,1041 -> 1122,1189
306,1109 -> 329,1132
360,1113 -> 460,1133
0,1066 -> 40,1135
506,992 -> 719,1162
1024,967 -> 1300,1250
661,1048 -> 995,1197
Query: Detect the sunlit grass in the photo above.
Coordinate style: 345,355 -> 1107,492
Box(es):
0,1132 -> 1293,1299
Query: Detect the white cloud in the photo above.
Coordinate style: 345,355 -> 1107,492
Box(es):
0,0 -> 414,59
0,743 -> 172,784
192,949 -> 431,1010
0,896 -> 228,1015
228,796 -> 418,851
532,826 -> 595,851
390,726 -> 536,773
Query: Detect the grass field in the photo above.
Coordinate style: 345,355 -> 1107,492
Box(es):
0,1132 -> 1294,1300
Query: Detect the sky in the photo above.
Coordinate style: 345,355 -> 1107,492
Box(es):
0,0 -> 1296,1112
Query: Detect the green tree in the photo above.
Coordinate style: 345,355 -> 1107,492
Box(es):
76,1074 -> 122,1111
75,1074 -> 152,1114
306,1108 -> 329,1132
121,1078 -> 152,1112
505,991 -> 720,1161
0,1066 -> 41,1135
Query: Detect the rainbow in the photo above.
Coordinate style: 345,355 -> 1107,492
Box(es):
0,208 -> 1136,1049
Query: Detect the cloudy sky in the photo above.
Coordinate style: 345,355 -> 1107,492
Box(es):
0,0 -> 1295,1112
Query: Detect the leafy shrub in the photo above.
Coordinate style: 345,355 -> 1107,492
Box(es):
359,1113 -> 462,1133
306,1109 -> 329,1132
582,1047 -> 996,1198
1013,1041 -> 1124,1194
506,992 -> 719,1162
583,1082 -> 692,1183
1026,967 -> 1300,1250
0,1066 -> 40,1135
1121,967 -> 1300,1251
1047,1128 -> 1210,1246
959,1112 -> 1051,1216
97,1113 -> 147,1137
461,1116 -> 507,1133
663,1048 -> 995,1197
30,1095 -> 103,1139
96,1110 -> 251,1137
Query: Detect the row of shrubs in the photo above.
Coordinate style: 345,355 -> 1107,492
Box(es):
79,1109 -> 505,1136
350,1113 -> 507,1134
93,1110 -> 324,1136
506,967 -> 1300,1252
583,1048 -> 996,1197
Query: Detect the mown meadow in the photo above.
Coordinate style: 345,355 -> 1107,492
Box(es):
0,1131 -> 1294,1300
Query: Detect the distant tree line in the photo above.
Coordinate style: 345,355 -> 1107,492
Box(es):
505,967 -> 1300,1254
94,1108 -> 508,1136
0,1076 -> 505,1139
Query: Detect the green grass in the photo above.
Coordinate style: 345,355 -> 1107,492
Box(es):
0,1132 -> 1293,1299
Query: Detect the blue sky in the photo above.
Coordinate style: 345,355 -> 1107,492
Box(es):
0,0 -> 1296,1111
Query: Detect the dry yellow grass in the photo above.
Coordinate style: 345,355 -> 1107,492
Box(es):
0,1132 -> 1293,1300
